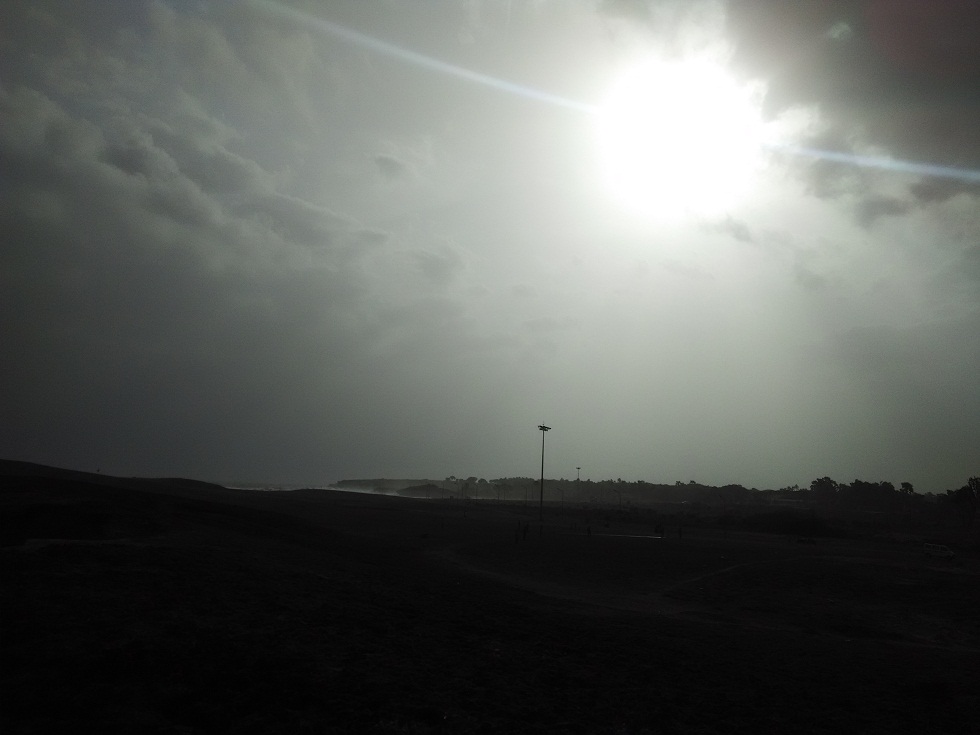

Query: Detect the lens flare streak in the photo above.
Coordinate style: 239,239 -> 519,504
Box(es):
250,0 -> 595,115
763,142 -> 980,185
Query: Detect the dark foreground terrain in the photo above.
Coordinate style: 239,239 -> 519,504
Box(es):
2,461 -> 978,733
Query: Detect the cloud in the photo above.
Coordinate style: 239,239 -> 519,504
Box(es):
725,0 -> 980,197
909,175 -> 980,205
0,3 -> 423,480
704,215 -> 754,243
1,0 -> 976,490
412,247 -> 465,286
599,1 -> 980,204
854,195 -> 912,228
793,265 -> 830,292
375,153 -> 410,179
372,137 -> 434,183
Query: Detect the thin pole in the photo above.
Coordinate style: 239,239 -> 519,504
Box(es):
538,425 -> 551,522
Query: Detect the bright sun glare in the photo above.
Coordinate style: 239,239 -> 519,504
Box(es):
597,57 -> 765,219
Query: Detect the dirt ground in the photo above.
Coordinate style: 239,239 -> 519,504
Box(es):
2,469 -> 978,733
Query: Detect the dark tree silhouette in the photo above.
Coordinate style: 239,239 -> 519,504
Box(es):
949,477 -> 979,530
810,476 -> 839,503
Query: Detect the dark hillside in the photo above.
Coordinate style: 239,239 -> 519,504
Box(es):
2,463 -> 978,733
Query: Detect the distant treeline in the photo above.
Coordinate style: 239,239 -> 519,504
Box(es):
336,475 -> 979,524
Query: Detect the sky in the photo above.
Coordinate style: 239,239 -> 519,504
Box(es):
1,0 -> 978,492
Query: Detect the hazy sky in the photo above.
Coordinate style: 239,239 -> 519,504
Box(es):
2,1 -> 978,491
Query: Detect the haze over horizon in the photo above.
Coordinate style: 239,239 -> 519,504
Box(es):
2,1 -> 978,493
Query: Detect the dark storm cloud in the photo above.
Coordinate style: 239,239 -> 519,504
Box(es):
0,2 -> 413,480
909,177 -> 969,204
141,125 -> 268,195
724,0 -> 980,200
0,86 -> 367,328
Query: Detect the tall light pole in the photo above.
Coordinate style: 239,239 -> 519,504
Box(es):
538,425 -> 551,522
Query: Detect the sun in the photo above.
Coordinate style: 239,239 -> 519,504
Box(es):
596,57 -> 765,219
